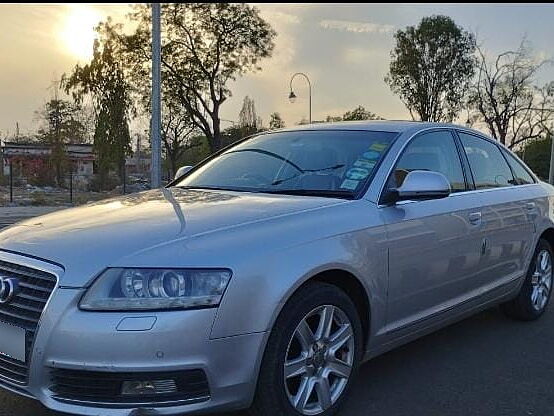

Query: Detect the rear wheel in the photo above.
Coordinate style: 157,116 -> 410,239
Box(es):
250,282 -> 363,416
501,238 -> 553,321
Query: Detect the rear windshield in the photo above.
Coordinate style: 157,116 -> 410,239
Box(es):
174,130 -> 398,198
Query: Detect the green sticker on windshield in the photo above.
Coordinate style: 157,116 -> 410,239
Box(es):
346,167 -> 370,180
354,159 -> 376,170
362,151 -> 380,160
340,179 -> 360,190
369,142 -> 389,152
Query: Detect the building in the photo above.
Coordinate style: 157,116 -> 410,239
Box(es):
1,142 -> 95,188
1,141 -> 151,188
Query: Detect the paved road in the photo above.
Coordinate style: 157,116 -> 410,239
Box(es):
1,305 -> 554,416
1,211 -> 553,415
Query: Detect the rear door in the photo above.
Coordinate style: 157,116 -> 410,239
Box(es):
501,148 -> 541,227
456,131 -> 536,292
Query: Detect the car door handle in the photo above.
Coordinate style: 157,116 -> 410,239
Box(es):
469,212 -> 482,226
525,202 -> 536,211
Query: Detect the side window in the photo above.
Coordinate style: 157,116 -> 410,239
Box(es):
389,130 -> 466,192
458,132 -> 514,189
502,150 -> 535,185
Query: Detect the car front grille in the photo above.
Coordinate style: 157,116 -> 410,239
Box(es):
49,368 -> 210,407
0,260 -> 57,384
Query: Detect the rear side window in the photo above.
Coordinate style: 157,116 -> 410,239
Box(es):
389,130 -> 466,192
458,132 -> 514,189
502,150 -> 535,185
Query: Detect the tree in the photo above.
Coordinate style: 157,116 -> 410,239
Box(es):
64,20 -> 133,189
342,105 -> 383,121
161,97 -> 198,178
220,96 -> 266,147
468,41 -> 554,149
520,135 -> 551,180
120,3 -> 276,153
385,15 -> 476,122
36,96 -> 87,186
325,115 -> 343,123
269,112 -> 285,129
238,96 -> 263,131
179,134 -> 212,166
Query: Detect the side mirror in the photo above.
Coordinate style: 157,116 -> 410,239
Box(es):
174,166 -> 193,181
385,170 -> 451,204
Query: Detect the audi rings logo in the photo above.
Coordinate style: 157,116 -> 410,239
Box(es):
0,277 -> 19,305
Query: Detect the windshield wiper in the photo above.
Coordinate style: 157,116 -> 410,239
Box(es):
261,189 -> 355,199
175,185 -> 254,192
174,185 -> 354,199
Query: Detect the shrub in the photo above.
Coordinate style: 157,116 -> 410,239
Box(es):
88,174 -> 120,192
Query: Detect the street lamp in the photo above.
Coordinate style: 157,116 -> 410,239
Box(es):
288,91 -> 297,104
289,72 -> 311,123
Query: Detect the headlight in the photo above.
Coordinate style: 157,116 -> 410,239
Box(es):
80,268 -> 232,311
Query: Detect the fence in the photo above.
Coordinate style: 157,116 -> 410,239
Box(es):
0,165 -> 163,207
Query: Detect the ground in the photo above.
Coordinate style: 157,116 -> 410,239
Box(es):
1,212 -> 553,415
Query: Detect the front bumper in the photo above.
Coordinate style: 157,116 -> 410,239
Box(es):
0,252 -> 267,415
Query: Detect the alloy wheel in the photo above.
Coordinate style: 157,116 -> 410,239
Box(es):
531,249 -> 553,311
284,305 -> 355,415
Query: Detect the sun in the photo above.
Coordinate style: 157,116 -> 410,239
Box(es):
59,5 -> 102,62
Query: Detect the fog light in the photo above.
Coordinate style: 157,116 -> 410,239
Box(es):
121,379 -> 177,396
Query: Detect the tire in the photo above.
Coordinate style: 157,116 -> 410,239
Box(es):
501,238 -> 553,321
250,282 -> 363,416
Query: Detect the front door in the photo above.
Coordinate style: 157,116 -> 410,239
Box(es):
380,129 -> 483,334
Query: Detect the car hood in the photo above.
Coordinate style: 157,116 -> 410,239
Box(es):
0,188 -> 343,285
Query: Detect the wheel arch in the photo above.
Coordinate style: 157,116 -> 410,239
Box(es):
277,268 -> 372,352
539,228 -> 554,250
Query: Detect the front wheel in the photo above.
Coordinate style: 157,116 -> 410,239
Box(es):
501,238 -> 553,321
250,282 -> 363,416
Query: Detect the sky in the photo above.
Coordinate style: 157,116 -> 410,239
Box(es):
1,3 -> 554,139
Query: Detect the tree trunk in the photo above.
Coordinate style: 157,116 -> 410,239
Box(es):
169,153 -> 178,179
211,108 -> 222,153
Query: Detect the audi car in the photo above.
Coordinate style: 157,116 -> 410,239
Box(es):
0,121 -> 552,416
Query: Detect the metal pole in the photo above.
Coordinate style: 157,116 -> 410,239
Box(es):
123,163 -> 126,195
548,136 -> 554,185
150,3 -> 162,188
9,160 -> 13,203
69,169 -> 73,204
307,78 -> 312,124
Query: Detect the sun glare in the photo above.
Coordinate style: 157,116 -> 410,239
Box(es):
59,5 -> 102,62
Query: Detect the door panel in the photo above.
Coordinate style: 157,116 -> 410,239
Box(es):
457,132 -> 536,290
381,196 -> 483,332
477,189 -> 535,286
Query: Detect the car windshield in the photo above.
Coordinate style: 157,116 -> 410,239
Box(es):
174,129 -> 398,198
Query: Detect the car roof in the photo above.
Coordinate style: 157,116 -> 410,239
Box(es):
272,120 -> 485,136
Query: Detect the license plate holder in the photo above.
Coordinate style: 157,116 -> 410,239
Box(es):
0,320 -> 26,362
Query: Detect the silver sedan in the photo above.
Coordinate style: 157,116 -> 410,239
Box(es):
0,121 -> 552,416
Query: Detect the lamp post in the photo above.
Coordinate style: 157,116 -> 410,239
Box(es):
289,72 -> 311,124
